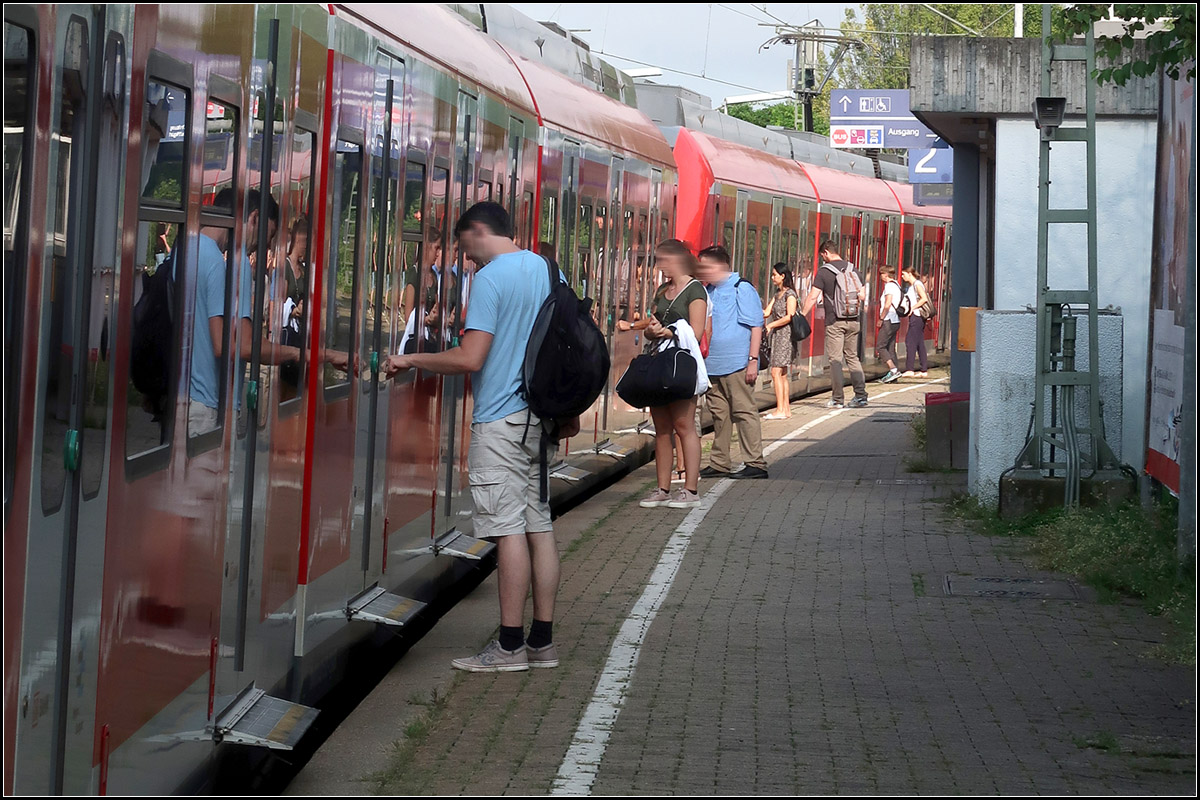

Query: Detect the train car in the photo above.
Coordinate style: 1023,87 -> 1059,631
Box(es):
668,126 -> 953,390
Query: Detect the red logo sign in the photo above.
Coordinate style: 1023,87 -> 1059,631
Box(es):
831,128 -> 849,146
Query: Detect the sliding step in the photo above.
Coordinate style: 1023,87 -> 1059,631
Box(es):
347,585 -> 425,628
214,685 -> 318,750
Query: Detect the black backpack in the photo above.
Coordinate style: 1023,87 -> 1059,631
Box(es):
130,250 -> 177,417
896,281 -> 913,318
521,255 -> 610,500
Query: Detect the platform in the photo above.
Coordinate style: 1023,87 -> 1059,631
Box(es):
287,367 -> 1195,795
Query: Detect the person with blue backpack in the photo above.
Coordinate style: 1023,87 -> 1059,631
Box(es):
798,239 -> 869,409
384,202 -> 607,673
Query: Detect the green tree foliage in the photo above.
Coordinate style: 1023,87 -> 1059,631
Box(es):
1059,4 -> 1196,85
725,99 -> 830,136
835,4 -> 1068,90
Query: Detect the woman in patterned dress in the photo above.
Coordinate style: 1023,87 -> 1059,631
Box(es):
762,263 -> 798,419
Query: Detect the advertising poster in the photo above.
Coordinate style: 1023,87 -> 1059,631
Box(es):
1145,73 -> 1194,493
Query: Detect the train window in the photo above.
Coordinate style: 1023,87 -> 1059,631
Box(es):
540,194 -> 557,250
521,190 -> 533,249
39,18 -> 90,511
279,126 -> 315,408
185,98 -> 239,446
722,221 -> 733,253
746,225 -> 757,276
507,117 -> 523,214
759,226 -> 770,281
79,32 -> 127,497
424,166 -> 449,353
403,158 -> 424,235
577,204 -> 592,298
325,140 -> 361,398
125,74 -> 190,470
621,209 -> 634,319
4,20 -> 33,506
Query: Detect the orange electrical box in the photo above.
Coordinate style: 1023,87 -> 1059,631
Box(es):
957,307 -> 979,351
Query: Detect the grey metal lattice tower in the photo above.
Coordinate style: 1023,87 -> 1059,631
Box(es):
1011,6 -> 1122,505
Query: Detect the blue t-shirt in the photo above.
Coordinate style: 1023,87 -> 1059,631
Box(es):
704,271 -> 762,377
464,249 -> 553,424
186,232 -> 252,409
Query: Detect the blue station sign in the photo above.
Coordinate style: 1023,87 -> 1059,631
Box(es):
829,89 -> 941,149
908,146 -> 954,184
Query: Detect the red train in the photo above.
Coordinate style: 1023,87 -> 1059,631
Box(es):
3,3 -> 950,793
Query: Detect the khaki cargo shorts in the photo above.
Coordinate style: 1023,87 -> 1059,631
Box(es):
468,409 -> 557,538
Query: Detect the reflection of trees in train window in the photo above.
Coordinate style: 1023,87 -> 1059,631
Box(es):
141,84 -> 186,209
722,221 -> 733,253
541,194 -> 557,249
325,141 -> 361,397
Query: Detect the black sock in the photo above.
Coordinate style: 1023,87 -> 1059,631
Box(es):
499,625 -> 524,652
527,619 -> 553,649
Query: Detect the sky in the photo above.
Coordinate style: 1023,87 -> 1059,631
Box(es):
508,3 -> 857,107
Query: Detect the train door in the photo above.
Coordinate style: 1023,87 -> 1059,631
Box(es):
11,7 -> 131,792
433,90 -> 477,532
354,51 -> 403,582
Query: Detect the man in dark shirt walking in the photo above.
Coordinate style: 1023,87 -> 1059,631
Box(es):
798,239 -> 868,409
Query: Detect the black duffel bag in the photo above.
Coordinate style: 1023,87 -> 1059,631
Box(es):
790,311 -> 812,343
615,335 -> 697,409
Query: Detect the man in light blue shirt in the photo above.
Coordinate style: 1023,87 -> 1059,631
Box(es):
385,202 -> 573,673
696,245 -> 768,479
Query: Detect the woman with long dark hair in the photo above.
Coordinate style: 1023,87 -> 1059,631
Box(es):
617,239 -> 709,509
762,262 -> 798,419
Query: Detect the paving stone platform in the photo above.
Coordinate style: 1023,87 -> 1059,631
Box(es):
288,368 -> 1195,796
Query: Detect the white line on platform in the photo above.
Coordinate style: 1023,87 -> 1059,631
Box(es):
551,377 -> 947,795
551,479 -> 732,795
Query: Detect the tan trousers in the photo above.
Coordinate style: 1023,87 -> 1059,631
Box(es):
825,319 -> 867,403
706,369 -> 766,472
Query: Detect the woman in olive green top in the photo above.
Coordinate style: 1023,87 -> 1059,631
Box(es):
617,240 -> 709,510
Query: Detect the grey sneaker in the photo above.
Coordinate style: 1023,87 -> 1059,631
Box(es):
826,399 -> 845,409
880,369 -> 900,384
451,640 -> 528,672
666,488 -> 701,509
527,642 -> 559,668
847,397 -> 869,408
640,487 -> 671,508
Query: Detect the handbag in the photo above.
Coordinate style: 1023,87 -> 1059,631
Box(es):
789,312 -> 811,343
615,334 -> 698,408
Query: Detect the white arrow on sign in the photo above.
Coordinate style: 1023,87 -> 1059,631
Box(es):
838,96 -> 852,112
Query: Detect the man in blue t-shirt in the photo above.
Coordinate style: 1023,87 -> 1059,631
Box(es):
695,245 -> 768,480
384,202 -> 574,673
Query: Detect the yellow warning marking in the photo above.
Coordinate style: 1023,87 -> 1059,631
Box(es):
386,599 -> 416,620
466,540 -> 488,555
267,705 -> 306,743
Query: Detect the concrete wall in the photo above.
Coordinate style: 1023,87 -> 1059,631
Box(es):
911,37 -> 1159,117
969,311 -> 1124,503
992,117 -> 1155,462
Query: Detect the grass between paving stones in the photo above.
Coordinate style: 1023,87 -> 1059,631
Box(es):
945,493 -> 1196,666
363,684 -> 454,794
